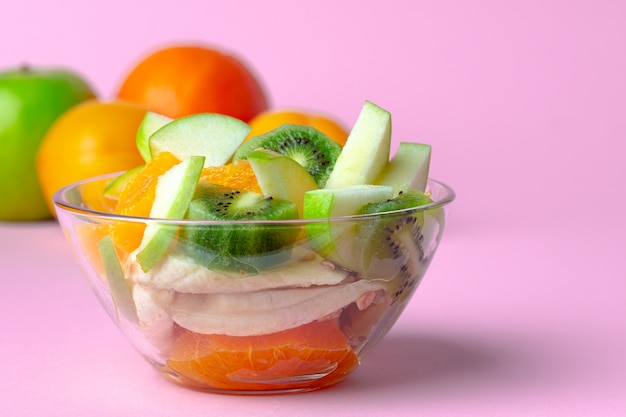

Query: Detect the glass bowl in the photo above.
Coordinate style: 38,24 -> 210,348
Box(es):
53,173 -> 455,394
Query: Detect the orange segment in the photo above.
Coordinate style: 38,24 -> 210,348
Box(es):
167,319 -> 359,391
80,176 -> 119,213
110,152 -> 181,254
114,152 -> 180,216
75,223 -> 110,279
108,154 -> 262,255
199,160 -> 261,193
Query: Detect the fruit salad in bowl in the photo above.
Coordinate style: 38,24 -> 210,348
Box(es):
53,101 -> 455,394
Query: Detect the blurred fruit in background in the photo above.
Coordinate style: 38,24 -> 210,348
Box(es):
0,66 -> 96,221
36,100 -> 147,216
247,109 -> 348,147
116,44 -> 269,122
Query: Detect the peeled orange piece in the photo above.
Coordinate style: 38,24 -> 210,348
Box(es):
75,223 -> 110,279
80,176 -> 119,213
110,152 -> 180,254
167,319 -> 359,392
199,160 -> 261,193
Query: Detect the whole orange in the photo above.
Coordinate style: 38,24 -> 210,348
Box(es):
116,45 -> 270,122
247,109 -> 348,147
36,100 -> 147,215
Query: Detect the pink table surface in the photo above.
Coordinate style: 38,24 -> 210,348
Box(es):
1,213 -> 624,416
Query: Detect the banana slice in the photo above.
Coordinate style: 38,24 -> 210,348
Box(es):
142,279 -> 388,337
127,246 -> 353,294
132,284 -> 175,357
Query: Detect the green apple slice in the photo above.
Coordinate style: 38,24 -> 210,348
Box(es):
303,184 -> 394,219
103,165 -> 144,200
149,113 -> 250,168
247,148 -> 319,217
302,184 -> 394,262
323,101 -> 391,188
375,142 -> 431,194
304,186 -> 436,299
136,111 -> 173,162
136,155 -> 205,272
97,235 -> 138,323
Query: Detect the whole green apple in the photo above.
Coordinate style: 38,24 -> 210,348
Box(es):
0,66 -> 96,221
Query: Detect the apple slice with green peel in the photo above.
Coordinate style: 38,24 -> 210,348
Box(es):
303,185 -> 394,219
97,235 -> 138,323
103,165 -> 144,200
149,113 -> 250,168
304,186 -> 435,295
323,101 -> 391,188
302,184 -> 394,263
136,155 -> 205,272
247,148 -> 319,217
136,111 -> 172,162
375,142 -> 431,195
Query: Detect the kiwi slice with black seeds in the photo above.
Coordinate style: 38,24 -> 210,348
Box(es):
179,183 -> 301,273
234,124 -> 341,188
355,190 -> 434,303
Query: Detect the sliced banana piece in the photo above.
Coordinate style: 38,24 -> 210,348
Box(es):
142,279 -> 388,337
132,284 -> 175,357
127,246 -> 353,294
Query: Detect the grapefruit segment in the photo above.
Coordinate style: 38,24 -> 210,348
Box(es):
166,319 -> 358,391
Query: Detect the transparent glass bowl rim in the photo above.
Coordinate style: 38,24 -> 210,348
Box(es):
53,172 -> 456,225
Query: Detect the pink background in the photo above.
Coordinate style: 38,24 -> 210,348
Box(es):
1,0 -> 625,416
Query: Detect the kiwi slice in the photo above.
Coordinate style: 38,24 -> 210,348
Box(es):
326,190 -> 432,301
179,183 -> 301,273
355,190 -> 434,302
234,124 -> 341,188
